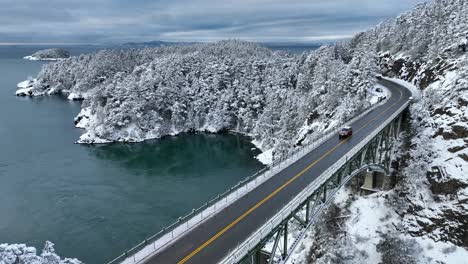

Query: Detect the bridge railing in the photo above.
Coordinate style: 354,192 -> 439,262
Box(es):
108,95 -> 392,264
221,99 -> 410,264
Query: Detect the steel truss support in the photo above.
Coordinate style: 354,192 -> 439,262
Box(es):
292,214 -> 307,228
282,222 -> 288,259
238,113 -> 405,264
268,230 -> 282,264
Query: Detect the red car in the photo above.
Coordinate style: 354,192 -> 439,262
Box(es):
339,126 -> 353,139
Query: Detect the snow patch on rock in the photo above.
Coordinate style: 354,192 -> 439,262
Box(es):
23,56 -> 65,61
256,148 -> 274,165
0,241 -> 82,264
15,79 -> 42,96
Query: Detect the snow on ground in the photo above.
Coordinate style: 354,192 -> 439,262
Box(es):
404,66 -> 467,183
346,193 -> 468,264
17,80 -> 34,89
23,56 -> 64,61
78,131 -> 112,144
74,107 -> 92,129
0,241 -> 82,264
295,121 -> 328,147
287,186 -> 468,264
430,135 -> 467,182
251,139 -> 275,165
15,79 -> 38,96
367,83 -> 389,105
67,92 -> 84,100
345,193 -> 395,263
415,236 -> 468,264
382,76 -> 421,100
15,87 -> 34,96
256,148 -> 274,165
287,190 -> 395,264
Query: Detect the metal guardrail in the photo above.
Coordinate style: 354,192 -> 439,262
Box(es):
281,104 -> 409,264
108,94 -> 392,264
221,99 -> 410,264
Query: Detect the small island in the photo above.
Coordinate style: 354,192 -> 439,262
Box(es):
23,48 -> 70,61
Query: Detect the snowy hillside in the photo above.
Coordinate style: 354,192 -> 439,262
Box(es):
289,0 -> 468,263
17,40 -> 380,156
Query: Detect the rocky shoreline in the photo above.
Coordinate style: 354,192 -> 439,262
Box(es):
23,48 -> 70,61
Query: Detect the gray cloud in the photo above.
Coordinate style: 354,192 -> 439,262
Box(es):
0,0 -> 426,44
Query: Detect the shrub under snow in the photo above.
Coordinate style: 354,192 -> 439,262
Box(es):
0,241 -> 82,264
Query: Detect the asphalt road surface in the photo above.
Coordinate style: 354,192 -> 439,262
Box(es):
143,78 -> 411,264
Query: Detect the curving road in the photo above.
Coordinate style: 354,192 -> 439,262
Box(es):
142,79 -> 411,264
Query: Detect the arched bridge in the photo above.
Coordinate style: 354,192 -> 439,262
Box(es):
108,78 -> 412,264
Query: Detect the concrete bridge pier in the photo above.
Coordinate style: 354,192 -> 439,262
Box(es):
360,170 -> 386,194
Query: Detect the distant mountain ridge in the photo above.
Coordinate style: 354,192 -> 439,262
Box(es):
120,40 -> 324,51
120,40 -> 197,47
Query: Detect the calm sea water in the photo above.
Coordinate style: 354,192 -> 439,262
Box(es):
0,46 -> 264,263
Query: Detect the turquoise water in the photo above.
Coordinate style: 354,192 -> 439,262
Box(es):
0,46 -> 264,263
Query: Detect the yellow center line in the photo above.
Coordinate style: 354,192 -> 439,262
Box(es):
355,88 -> 402,135
178,87 -> 404,264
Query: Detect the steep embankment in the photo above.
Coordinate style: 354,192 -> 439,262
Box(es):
290,0 -> 468,263
375,0 -> 468,251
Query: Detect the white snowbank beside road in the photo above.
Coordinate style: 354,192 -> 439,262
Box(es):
382,76 -> 421,100
0,241 -> 82,264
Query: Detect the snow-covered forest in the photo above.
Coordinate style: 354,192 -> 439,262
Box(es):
17,39 -> 379,156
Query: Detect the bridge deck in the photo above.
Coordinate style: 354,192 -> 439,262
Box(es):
140,79 -> 411,264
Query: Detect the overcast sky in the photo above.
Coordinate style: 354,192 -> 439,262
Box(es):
0,0 -> 426,44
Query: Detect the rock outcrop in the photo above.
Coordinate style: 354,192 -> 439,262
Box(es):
24,48 -> 70,61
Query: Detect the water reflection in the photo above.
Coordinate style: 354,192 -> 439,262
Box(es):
85,132 -> 264,177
